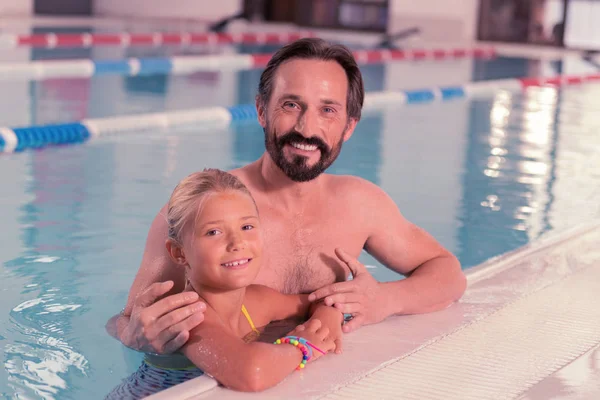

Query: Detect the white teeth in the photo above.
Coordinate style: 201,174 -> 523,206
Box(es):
223,259 -> 249,267
291,142 -> 318,151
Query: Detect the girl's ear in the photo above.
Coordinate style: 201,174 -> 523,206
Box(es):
166,239 -> 187,266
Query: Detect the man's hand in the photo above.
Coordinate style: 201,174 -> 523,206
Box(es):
120,281 -> 206,354
308,248 -> 387,333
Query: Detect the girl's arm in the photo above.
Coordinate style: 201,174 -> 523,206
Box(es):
248,285 -> 311,321
249,285 -> 345,353
182,319 -> 333,392
248,284 -> 343,322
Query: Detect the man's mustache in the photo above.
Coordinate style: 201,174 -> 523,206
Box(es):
277,131 -> 329,152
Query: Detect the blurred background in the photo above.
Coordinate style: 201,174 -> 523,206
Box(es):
0,0 -> 599,49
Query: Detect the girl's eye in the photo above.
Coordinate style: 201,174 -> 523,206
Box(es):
206,229 -> 220,236
242,225 -> 254,231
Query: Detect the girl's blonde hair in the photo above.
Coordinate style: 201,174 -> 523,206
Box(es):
167,169 -> 255,245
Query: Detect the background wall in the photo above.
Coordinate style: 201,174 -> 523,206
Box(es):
0,0 -> 32,15
564,0 -> 600,49
388,0 -> 479,42
0,0 -> 480,43
93,0 -> 242,22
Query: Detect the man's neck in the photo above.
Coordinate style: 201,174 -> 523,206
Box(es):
257,153 -> 324,212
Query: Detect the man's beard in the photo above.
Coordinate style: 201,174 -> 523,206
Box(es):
264,125 -> 344,182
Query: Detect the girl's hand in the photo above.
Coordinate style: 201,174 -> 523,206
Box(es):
286,319 -> 335,362
308,249 -> 386,333
306,303 -> 345,353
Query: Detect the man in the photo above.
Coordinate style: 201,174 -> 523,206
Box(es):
110,38 -> 466,355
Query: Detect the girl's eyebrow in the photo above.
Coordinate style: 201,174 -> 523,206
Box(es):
201,219 -> 223,226
201,215 -> 257,226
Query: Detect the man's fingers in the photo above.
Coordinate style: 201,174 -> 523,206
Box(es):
150,302 -> 206,337
334,302 -> 363,315
335,248 -> 367,277
144,291 -> 203,322
342,315 -> 365,333
161,330 -> 190,354
323,293 -> 362,306
134,281 -> 175,309
308,282 -> 354,302
154,312 -> 205,352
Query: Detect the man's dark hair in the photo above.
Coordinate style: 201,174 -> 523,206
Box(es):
256,38 -> 364,121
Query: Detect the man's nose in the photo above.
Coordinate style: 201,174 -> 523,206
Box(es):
295,108 -> 319,137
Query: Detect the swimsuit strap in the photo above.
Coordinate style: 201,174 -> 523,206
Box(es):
241,304 -> 259,333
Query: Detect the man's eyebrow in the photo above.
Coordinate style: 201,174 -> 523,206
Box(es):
277,94 -> 342,107
278,94 -> 303,101
321,99 -> 343,107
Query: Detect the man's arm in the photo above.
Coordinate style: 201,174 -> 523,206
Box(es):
363,180 -> 466,315
107,204 -> 206,353
309,178 -> 466,331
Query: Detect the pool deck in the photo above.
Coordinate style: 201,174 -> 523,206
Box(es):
147,221 -> 600,400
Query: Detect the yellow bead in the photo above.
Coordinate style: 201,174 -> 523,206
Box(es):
299,363 -> 305,369
275,339 -> 281,344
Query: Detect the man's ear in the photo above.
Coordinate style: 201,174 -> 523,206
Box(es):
343,118 -> 358,142
256,96 -> 267,128
166,239 -> 187,266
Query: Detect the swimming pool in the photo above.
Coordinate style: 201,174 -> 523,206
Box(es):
1,27 -> 600,398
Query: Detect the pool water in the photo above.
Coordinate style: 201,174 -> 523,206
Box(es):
1,34 -> 600,398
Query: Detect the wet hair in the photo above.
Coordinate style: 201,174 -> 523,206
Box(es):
256,37 -> 365,121
167,169 -> 255,245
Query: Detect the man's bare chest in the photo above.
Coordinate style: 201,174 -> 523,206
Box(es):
253,209 -> 366,294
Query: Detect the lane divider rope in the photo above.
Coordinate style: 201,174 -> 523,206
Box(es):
0,46 -> 497,81
3,73 -> 598,154
0,31 -> 316,49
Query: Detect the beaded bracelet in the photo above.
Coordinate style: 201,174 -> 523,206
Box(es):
284,336 -> 326,355
273,336 -> 313,370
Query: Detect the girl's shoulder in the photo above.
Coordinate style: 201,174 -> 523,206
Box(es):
245,284 -> 281,301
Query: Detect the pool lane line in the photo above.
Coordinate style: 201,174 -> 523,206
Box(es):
2,72 -> 599,154
0,31 -> 316,49
0,46 -> 496,81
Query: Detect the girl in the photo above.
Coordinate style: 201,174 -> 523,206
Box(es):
108,169 -> 342,397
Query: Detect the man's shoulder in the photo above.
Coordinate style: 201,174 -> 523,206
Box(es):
228,166 -> 246,179
325,174 -> 385,197
229,163 -> 259,188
